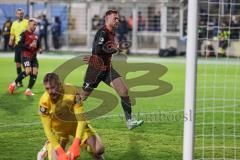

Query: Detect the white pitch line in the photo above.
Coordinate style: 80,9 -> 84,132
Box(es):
1,53 -> 239,65
0,111 -> 185,128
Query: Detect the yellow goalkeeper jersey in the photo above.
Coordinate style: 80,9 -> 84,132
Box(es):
10,19 -> 28,45
39,85 -> 95,149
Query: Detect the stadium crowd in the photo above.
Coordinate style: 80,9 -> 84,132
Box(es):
198,1 -> 240,57
92,11 -> 161,42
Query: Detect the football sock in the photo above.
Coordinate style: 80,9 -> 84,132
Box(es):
16,66 -> 22,83
121,96 -> 132,120
28,74 -> 37,89
15,71 -> 27,84
16,66 -> 22,75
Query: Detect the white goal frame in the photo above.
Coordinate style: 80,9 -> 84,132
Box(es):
183,0 -> 198,160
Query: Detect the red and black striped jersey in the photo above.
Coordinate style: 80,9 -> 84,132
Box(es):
91,26 -> 118,68
18,30 -> 40,58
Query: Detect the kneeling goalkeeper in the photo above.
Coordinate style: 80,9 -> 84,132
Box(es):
38,73 -> 104,160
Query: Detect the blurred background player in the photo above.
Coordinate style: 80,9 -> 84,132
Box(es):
51,16 -> 62,49
38,73 -> 104,160
39,14 -> 50,51
2,17 -> 12,51
9,8 -> 28,87
81,9 -> 143,130
8,18 -> 41,96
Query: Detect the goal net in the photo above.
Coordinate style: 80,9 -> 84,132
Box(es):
184,0 -> 240,159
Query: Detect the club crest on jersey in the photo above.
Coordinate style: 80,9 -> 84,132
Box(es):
39,106 -> 48,115
98,37 -> 104,44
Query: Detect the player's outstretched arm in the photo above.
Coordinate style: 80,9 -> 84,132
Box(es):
67,99 -> 86,160
40,115 -> 60,148
40,115 -> 69,160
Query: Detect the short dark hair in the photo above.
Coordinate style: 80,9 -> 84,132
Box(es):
16,8 -> 24,13
105,9 -> 118,17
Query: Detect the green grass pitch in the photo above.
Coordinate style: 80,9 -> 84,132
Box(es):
0,54 -> 239,160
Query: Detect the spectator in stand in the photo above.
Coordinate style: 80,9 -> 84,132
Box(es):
231,0 -> 237,14
99,16 -> 105,28
24,15 -> 29,20
230,16 -> 240,40
39,14 -> 49,51
2,18 -> 12,51
0,28 -> 1,40
199,20 -> 207,39
51,16 -> 61,49
153,11 -> 161,31
221,0 -> 237,14
199,8 -> 208,26
138,11 -> 145,31
127,15 -> 133,40
92,15 -> 101,30
212,19 -> 219,39
117,16 -> 128,41
127,15 -> 133,31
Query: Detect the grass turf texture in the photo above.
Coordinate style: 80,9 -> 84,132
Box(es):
0,55 -> 239,160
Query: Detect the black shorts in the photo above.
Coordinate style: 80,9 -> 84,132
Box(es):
82,65 -> 121,92
14,45 -> 22,63
22,57 -> 39,68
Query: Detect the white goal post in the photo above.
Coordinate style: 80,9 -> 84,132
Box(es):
183,0 -> 240,160
183,0 -> 198,160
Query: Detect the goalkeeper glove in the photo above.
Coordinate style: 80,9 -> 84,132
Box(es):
67,138 -> 81,160
56,146 -> 69,160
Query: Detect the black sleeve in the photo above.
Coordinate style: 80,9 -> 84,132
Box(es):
94,30 -> 118,55
46,19 -> 50,26
18,32 -> 31,51
94,30 -> 107,54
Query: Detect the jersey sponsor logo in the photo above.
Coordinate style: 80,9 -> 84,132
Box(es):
39,106 -> 48,115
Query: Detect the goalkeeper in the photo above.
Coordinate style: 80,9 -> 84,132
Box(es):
38,73 -> 104,160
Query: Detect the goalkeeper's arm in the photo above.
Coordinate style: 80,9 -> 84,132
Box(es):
40,115 -> 68,160
67,97 -> 86,160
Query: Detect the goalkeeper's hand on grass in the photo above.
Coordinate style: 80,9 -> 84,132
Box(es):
56,146 -> 69,160
67,138 -> 81,160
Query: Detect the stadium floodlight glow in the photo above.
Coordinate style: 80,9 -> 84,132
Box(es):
183,0 -> 198,160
